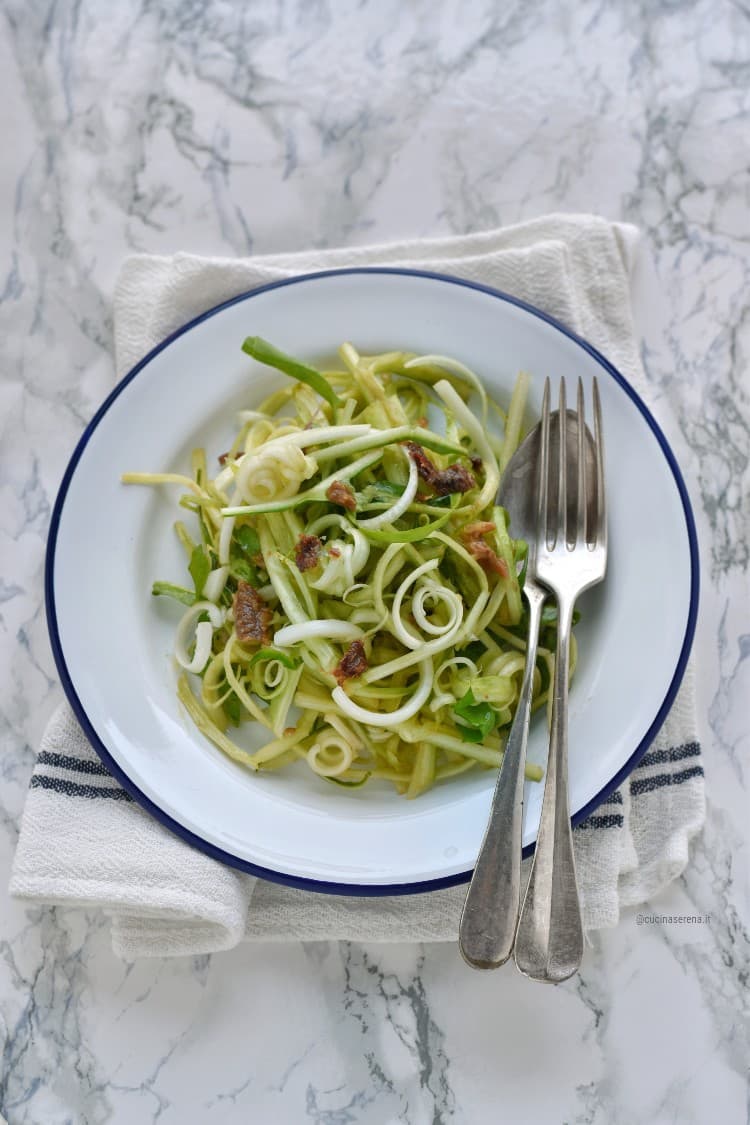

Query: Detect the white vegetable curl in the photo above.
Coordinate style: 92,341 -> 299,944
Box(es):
175,602 -> 225,674
332,658 -> 433,728
429,655 -> 479,713
390,558 -> 464,650
235,443 -> 318,505
306,734 -> 355,777
307,515 -> 370,597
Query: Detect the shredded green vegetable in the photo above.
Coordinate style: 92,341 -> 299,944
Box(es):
122,339 -> 576,797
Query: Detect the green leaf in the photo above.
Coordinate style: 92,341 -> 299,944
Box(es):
151,581 -> 196,606
242,336 -> 341,409
189,545 -> 211,596
229,558 -> 258,585
456,724 -> 486,744
229,525 -> 261,584
457,640 -> 485,663
453,689 -> 498,742
541,604 -> 582,626
234,524 -> 261,558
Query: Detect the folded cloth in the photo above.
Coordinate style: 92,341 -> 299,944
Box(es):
10,214 -> 705,958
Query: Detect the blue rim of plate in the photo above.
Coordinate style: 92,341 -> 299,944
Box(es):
45,267 -> 700,896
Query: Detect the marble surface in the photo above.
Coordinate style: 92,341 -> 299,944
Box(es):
1,1 -> 748,1122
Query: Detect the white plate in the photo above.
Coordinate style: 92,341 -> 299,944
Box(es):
47,269 -> 698,893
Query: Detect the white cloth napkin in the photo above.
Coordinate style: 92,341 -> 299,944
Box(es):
11,214 -> 705,959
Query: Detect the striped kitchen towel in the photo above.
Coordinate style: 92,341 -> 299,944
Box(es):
10,676 -> 703,954
11,215 -> 705,957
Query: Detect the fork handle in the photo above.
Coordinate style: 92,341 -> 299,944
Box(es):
513,593 -> 583,982
459,583 -> 546,969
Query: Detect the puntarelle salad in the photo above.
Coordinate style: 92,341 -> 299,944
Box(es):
123,337 -> 577,798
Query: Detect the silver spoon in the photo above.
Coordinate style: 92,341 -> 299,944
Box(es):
459,411 -> 594,969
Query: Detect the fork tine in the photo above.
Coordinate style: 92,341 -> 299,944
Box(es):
556,378 -> 567,546
593,377 -> 606,549
576,378 -> 587,545
538,377 -> 551,544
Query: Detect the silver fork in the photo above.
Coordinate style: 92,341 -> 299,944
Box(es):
514,376 -> 607,983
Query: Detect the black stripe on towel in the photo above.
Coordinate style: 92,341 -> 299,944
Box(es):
602,791 -> 623,806
37,751 -> 113,777
638,742 -> 701,770
630,765 -> 704,797
575,813 -> 624,830
30,775 -> 133,802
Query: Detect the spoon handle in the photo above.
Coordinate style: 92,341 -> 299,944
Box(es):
514,592 -> 583,982
459,580 -> 546,969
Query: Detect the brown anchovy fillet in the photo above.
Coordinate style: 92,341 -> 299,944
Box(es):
332,639 -> 368,685
432,463 -> 475,496
295,534 -> 323,572
461,523 -> 509,577
326,480 -> 357,511
233,581 -> 272,645
404,441 -> 438,483
403,442 -> 475,495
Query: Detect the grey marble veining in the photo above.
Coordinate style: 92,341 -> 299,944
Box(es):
2,0 -> 749,1122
